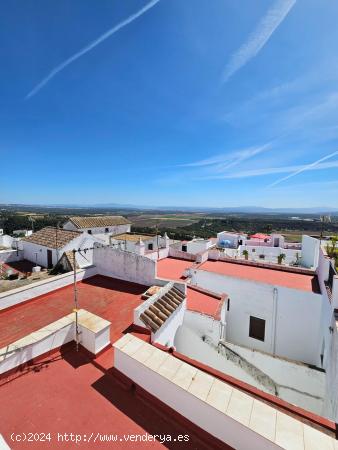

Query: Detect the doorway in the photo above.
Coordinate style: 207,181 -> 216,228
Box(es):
47,249 -> 53,269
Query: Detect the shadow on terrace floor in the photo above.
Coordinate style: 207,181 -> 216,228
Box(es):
91,373 -> 220,450
81,275 -> 148,295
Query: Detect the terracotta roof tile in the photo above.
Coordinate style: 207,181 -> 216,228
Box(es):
22,227 -> 80,249
68,215 -> 131,228
113,233 -> 154,242
140,285 -> 186,333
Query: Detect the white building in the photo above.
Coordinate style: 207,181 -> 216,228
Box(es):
21,227 -> 101,269
110,232 -> 172,256
217,231 -> 247,249
13,229 -> 33,237
63,215 -> 131,244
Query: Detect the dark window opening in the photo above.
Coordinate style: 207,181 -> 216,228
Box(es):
328,264 -> 335,291
105,228 -> 109,233
88,230 -> 92,234
227,298 -> 230,311
47,249 -> 53,269
182,245 -> 187,252
148,243 -> 153,251
249,316 -> 265,341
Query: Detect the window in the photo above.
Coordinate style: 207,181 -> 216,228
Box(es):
87,230 -> 92,234
148,243 -> 153,251
182,245 -> 187,252
227,298 -> 230,311
249,316 -> 265,341
105,228 -> 109,233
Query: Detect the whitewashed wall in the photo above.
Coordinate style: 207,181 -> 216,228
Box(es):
22,233 -> 98,268
315,247 -> 336,372
302,236 -> 320,269
0,266 -> 97,310
169,246 -> 196,261
114,346 -> 278,450
0,235 -> 15,248
189,268 -> 323,366
93,246 -> 156,286
238,245 -> 301,265
0,309 -> 111,375
0,249 -> 24,264
185,239 -> 213,254
111,236 -> 159,253
152,301 -> 186,347
323,322 -> 338,421
145,247 -> 170,261
63,221 -> 131,236
217,232 -> 246,248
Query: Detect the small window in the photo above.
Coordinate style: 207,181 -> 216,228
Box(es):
87,230 -> 92,234
227,298 -> 230,311
105,228 -> 109,233
182,245 -> 187,252
249,316 -> 265,341
148,243 -> 153,251
252,249 -> 256,253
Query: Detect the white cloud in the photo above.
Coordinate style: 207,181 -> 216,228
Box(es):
26,0 -> 160,99
268,150 -> 338,186
199,159 -> 338,180
223,0 -> 296,82
181,143 -> 271,171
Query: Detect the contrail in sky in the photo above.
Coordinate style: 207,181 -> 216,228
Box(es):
223,0 -> 296,82
26,0 -> 160,99
268,150 -> 338,187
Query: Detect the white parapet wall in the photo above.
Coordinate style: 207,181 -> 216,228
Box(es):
93,246 -> 156,286
0,266 -> 97,311
302,236 -> 320,269
0,249 -> 24,264
0,309 -> 111,375
114,334 -> 336,450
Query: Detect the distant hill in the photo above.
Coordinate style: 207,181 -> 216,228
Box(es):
1,203 -> 338,215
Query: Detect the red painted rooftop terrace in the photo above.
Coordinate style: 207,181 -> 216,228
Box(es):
0,275 -> 223,449
157,257 -> 320,293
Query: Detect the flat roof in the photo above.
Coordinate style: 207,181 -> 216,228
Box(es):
157,258 -> 195,281
0,344 -> 212,449
0,275 -> 147,348
199,260 -> 320,293
187,287 -> 224,319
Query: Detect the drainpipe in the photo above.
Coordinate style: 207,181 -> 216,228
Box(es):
272,287 -> 278,356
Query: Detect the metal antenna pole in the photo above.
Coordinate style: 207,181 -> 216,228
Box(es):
73,249 -> 79,352
56,222 -> 59,263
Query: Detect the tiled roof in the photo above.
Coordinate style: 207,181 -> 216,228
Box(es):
113,233 -> 154,242
140,286 -> 186,333
67,215 -> 131,228
22,227 -> 80,249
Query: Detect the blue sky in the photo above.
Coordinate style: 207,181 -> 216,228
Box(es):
1,0 -> 338,208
